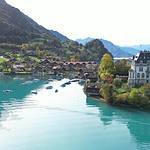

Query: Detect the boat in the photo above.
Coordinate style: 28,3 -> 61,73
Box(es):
61,84 -> 66,87
31,91 -> 37,94
46,86 -> 53,89
55,89 -> 58,93
44,81 -> 49,84
33,79 -> 39,82
48,79 -> 53,82
3,90 -> 12,93
65,81 -> 71,85
70,79 -> 79,82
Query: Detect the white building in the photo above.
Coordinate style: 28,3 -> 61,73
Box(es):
128,51 -> 150,87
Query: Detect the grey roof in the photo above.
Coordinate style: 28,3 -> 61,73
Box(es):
133,51 -> 150,63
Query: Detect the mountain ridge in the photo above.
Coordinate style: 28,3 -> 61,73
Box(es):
50,30 -> 70,42
0,0 -> 134,61
76,38 -> 132,57
0,0 -> 57,43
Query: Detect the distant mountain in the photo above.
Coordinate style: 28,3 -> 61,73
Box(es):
76,37 -> 94,45
100,39 -> 131,57
119,47 -> 140,55
77,38 -> 132,57
50,30 -> 70,42
84,39 -> 112,61
0,0 -> 57,44
61,39 -> 111,61
131,45 -> 150,51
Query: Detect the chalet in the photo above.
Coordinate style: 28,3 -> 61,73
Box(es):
12,64 -> 26,72
128,51 -> 150,86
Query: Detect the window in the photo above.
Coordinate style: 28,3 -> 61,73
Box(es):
147,73 -> 149,78
133,73 -> 134,78
142,73 -> 145,78
139,67 -> 143,72
137,73 -> 140,78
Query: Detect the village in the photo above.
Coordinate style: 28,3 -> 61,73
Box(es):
0,48 -> 98,79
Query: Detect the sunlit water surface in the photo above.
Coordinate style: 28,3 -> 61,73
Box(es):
0,76 -> 150,150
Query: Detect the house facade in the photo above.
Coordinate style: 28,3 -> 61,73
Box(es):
128,51 -> 150,87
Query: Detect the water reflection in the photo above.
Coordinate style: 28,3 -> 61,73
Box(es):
0,76 -> 150,150
86,97 -> 150,150
0,75 -> 45,121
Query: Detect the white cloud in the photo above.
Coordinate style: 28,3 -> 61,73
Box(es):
6,0 -> 150,45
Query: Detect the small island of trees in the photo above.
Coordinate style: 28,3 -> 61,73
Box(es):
86,53 -> 150,110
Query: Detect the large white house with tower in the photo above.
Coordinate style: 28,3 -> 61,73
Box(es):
128,51 -> 150,87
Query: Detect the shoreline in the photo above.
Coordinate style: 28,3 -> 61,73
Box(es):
1,73 -> 150,112
88,95 -> 150,113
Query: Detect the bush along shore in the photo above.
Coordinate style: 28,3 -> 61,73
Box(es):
84,54 -> 150,111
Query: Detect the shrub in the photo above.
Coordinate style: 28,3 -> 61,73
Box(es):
113,78 -> 123,88
115,92 -> 129,104
128,88 -> 150,107
100,83 -> 113,103
139,84 -> 150,99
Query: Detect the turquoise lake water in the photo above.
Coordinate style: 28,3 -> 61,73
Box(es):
0,76 -> 150,150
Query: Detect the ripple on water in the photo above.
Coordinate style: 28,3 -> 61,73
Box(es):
0,77 -> 149,150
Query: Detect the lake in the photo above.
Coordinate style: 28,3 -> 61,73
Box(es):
0,76 -> 150,150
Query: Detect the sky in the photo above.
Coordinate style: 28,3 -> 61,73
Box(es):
6,0 -> 150,46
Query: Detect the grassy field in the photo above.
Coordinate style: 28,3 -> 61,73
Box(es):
0,57 -> 7,64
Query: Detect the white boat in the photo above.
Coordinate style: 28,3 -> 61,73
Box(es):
3,90 -> 12,93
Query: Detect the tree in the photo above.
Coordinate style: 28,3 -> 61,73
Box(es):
69,55 -> 79,62
113,78 -> 123,88
100,83 -> 113,103
115,59 -> 130,76
99,54 -> 115,83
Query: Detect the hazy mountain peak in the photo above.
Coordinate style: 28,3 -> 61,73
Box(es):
76,37 -> 94,45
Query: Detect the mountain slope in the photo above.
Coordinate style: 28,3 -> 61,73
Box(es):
131,45 -> 150,51
0,0 -> 56,43
0,0 -> 111,62
61,39 -> 111,61
84,39 -> 112,61
119,46 -> 140,55
50,30 -> 70,42
76,38 -> 132,57
100,39 -> 131,57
